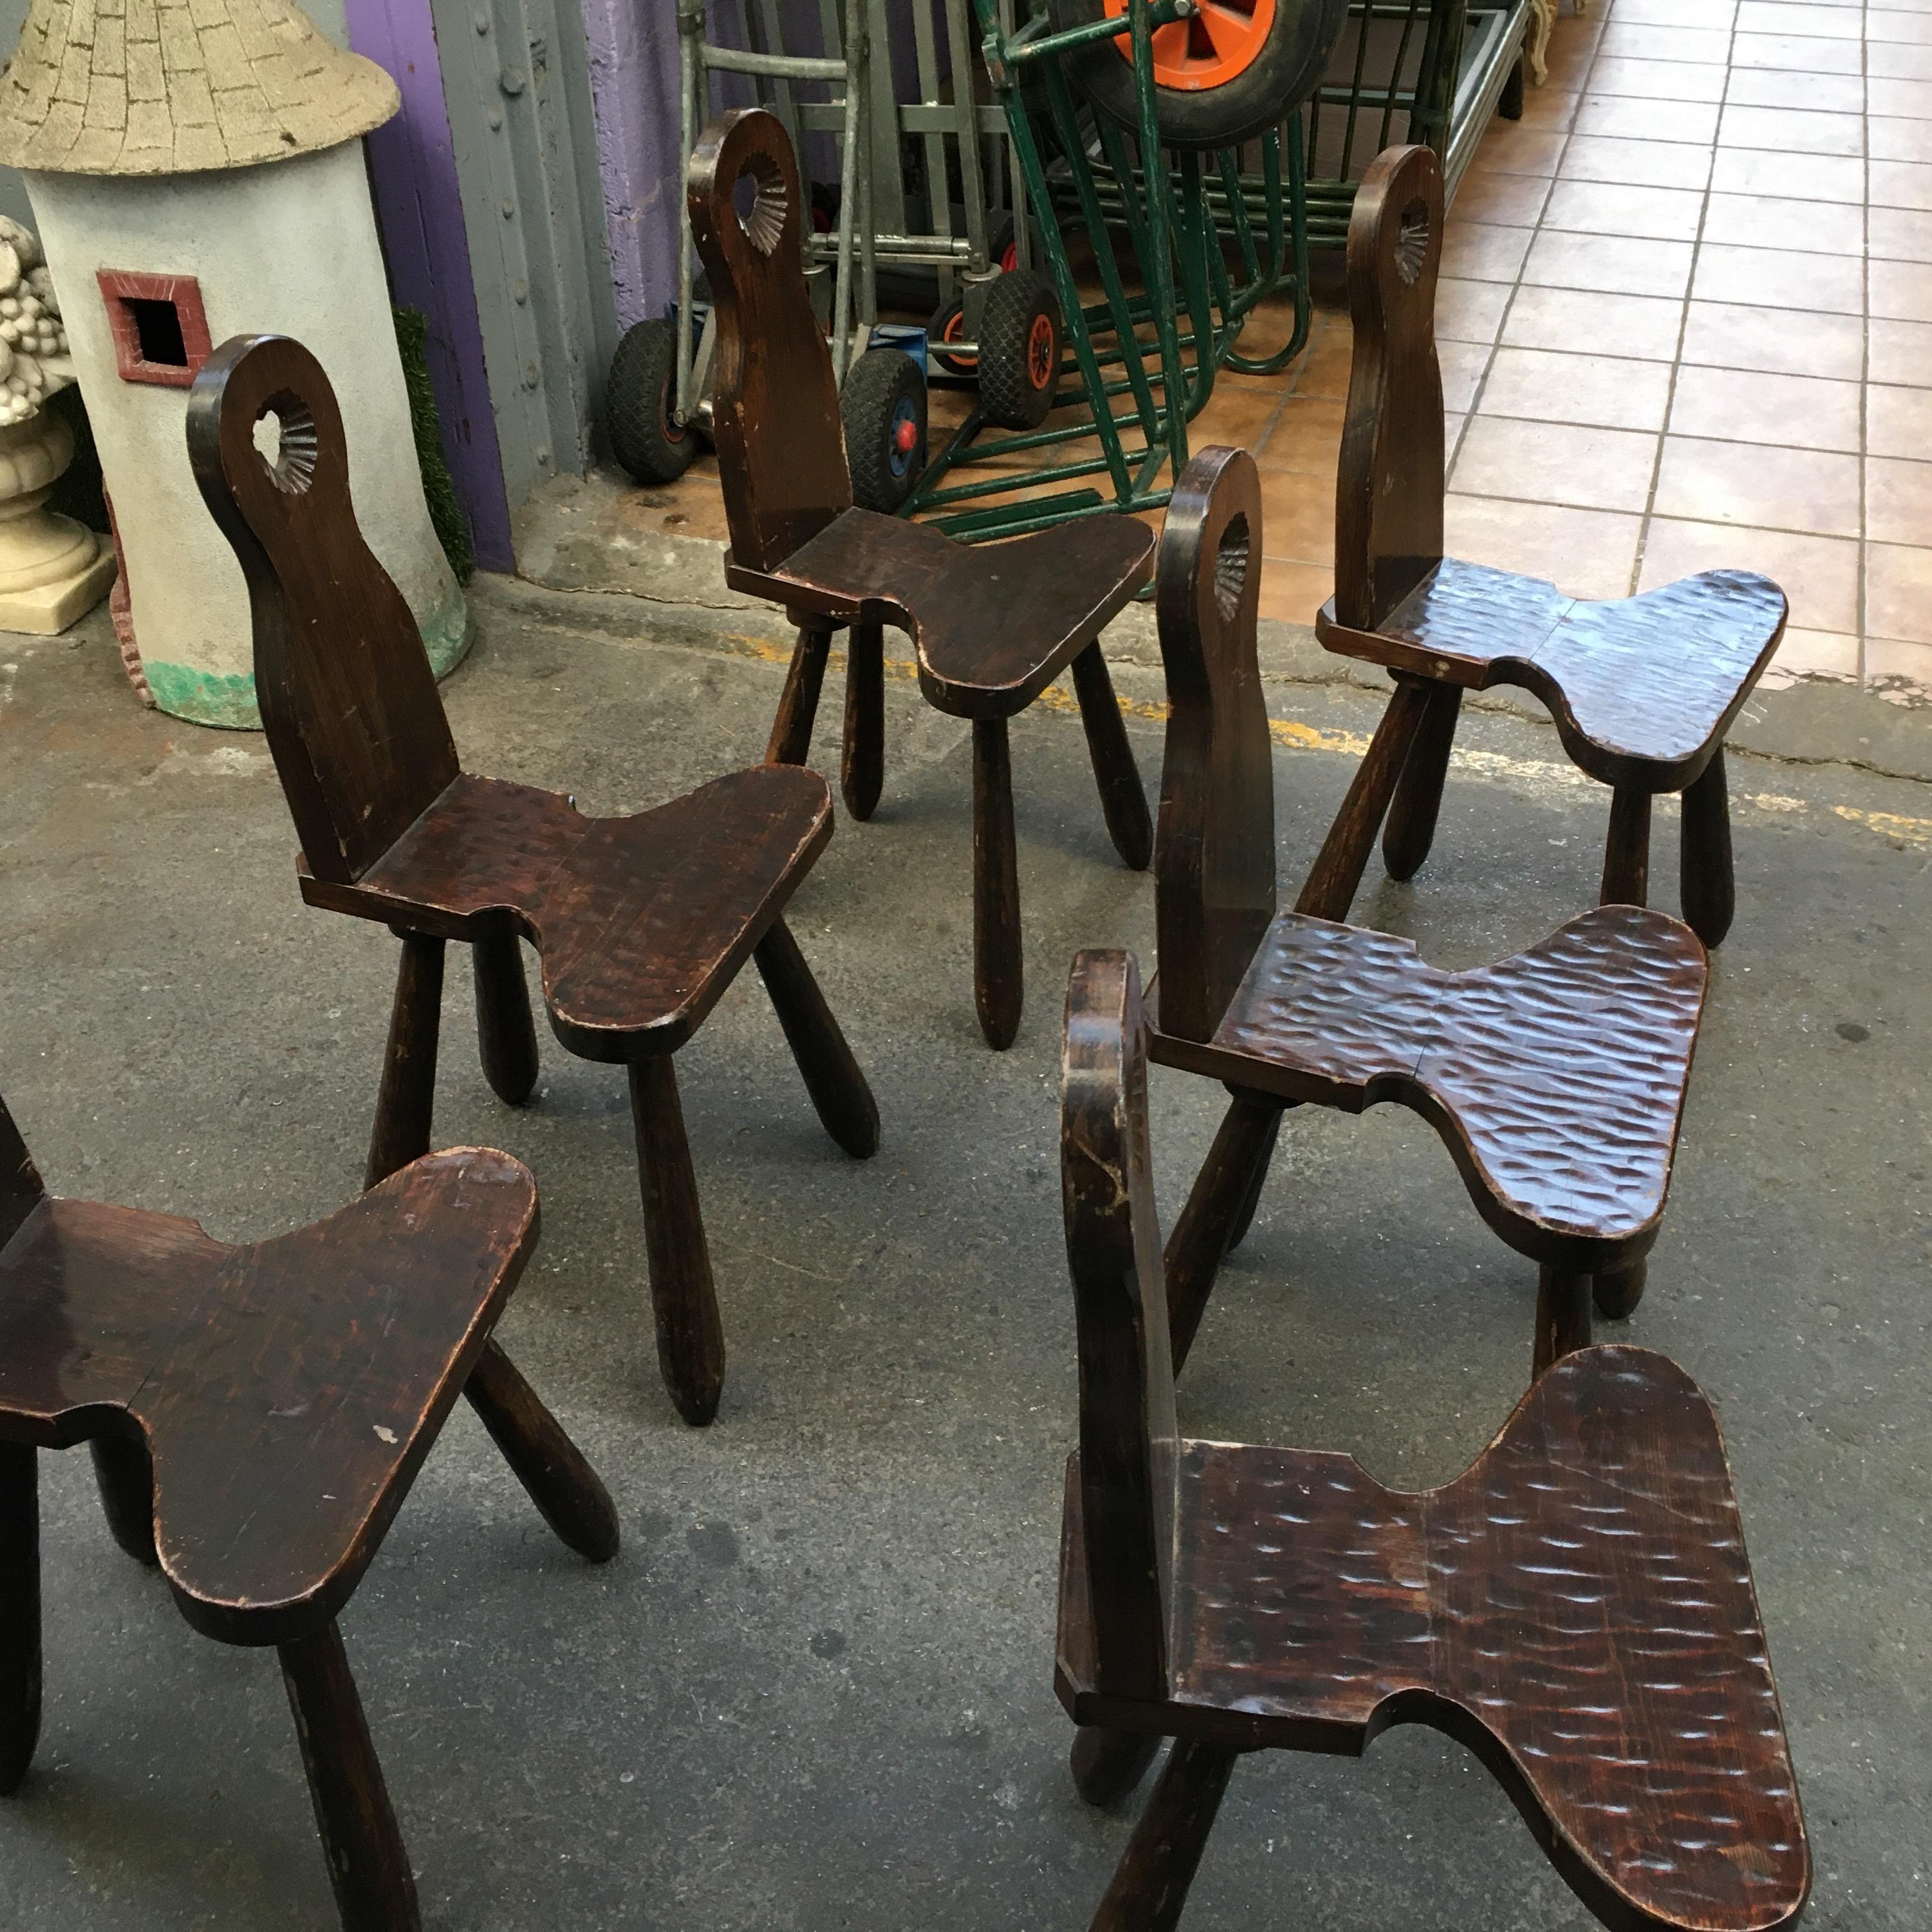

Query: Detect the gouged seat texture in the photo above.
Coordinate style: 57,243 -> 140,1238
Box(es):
743,506 -> 1156,712
1060,1347 -> 1809,1931
1199,904 -> 1707,1243
0,1152 -> 535,1634
316,765 -> 832,1055
1321,560 -> 1786,777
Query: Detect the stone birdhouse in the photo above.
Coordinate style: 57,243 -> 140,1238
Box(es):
0,0 -> 467,726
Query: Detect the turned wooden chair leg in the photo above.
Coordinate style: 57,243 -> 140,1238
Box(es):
1534,1265 -> 1593,1379
472,931 -> 539,1106
1381,681 -> 1462,882
972,717 -> 1023,1050
1593,1259 -> 1648,1321
766,618 -> 834,766
1294,677 -> 1433,920
1071,643 -> 1153,870
627,1056 -> 726,1425
1164,1093 -> 1284,1374
0,1443 -> 40,1796
365,931 -> 445,1190
464,1340 -> 620,1561
279,1621 -> 420,1932
752,918 -> 880,1157
1089,1739 -> 1240,1932
1071,1726 -> 1162,1806
1600,787 -> 1652,908
841,620 -> 885,820
89,1432 -> 158,1567
1680,747 -> 1736,947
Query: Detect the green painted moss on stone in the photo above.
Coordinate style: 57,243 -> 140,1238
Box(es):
144,580 -> 472,730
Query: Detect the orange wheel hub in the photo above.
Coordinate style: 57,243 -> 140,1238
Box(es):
1104,0 -> 1275,91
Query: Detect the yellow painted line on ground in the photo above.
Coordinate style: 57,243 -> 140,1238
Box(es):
719,632 -> 1932,849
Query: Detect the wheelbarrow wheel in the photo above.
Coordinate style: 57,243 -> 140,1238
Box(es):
1051,0 -> 1347,151
978,270 -> 1062,431
928,294 -> 976,380
842,346 -> 927,514
606,316 -> 700,486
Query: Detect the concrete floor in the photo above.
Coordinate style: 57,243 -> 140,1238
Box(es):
0,579 -> 1926,1930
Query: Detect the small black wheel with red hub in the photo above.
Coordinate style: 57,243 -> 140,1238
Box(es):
605,316 -> 700,485
841,346 -> 927,514
977,269 -> 1062,431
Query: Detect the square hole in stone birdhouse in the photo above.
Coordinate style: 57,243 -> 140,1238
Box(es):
97,270 -> 213,388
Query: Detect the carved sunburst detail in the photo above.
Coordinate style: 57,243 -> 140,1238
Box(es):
1395,201 -> 1430,286
1215,513 -> 1250,622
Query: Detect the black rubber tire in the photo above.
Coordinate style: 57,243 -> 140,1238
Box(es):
1050,0 -> 1347,151
928,295 -> 976,380
606,317 -> 699,485
841,348 -> 927,514
977,270 -> 1063,431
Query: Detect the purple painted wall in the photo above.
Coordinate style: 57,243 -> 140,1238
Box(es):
579,0 -> 684,331
344,0 -> 517,571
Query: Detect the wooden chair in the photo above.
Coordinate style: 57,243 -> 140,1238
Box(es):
187,332 -> 880,1428
689,107 -> 1158,1049
0,1089 -> 618,1932
1056,949 -> 1811,1932
1308,142 -> 1786,945
1151,445 -> 1713,1380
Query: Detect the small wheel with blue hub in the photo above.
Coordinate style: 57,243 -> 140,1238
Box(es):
841,346 -> 927,514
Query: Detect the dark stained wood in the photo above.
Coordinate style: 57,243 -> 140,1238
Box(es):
691,109 -> 1155,1042
1151,446 -> 1275,1045
1680,748 -> 1736,947
0,1441 -> 38,1795
1221,1105 -> 1283,1255
1087,1740 -> 1239,1932
89,1432 -> 158,1566
1149,446 -> 1717,1363
686,107 -> 852,573
1317,144 -> 1783,926
841,620 -> 885,820
0,1098 -> 619,1928
189,332 -> 879,1423
1333,142 -> 1444,636
464,1340 -> 620,1561
1595,1259 -> 1649,1321
1161,1091 -> 1282,1374
974,719 -> 1023,1050
1534,1264 -> 1593,1377
1070,1725 -> 1162,1806
628,1057 -> 726,1427
1071,644 -> 1153,870
473,931 -> 540,1107
752,919 -> 881,1156
1383,681 -> 1462,880
767,619 -> 832,766
1292,675 -> 1431,922
365,930 -> 443,1190
1058,954 -> 1812,1932
1602,788 -> 1653,908
279,1621 -> 420,1932
1062,951 -> 1176,1703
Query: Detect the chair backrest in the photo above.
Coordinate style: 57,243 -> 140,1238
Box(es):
1334,142 -> 1445,632
1154,445 -> 1277,1043
0,1092 -> 46,1250
687,107 -> 852,572
187,334 -> 461,886
1061,949 -> 1177,1702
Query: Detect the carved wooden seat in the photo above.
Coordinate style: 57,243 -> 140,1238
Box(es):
1307,142 -> 1785,945
689,107 -> 1157,1048
1055,950 -> 1810,1932
1151,445 -> 1712,1379
0,1092 -> 618,1932
188,332 -> 879,1427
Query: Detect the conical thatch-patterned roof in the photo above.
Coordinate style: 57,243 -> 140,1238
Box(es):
0,0 -> 398,176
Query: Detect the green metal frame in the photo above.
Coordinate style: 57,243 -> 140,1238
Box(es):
905,0 -> 1312,543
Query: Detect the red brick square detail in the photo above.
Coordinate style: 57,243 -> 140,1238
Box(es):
96,269 -> 213,388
